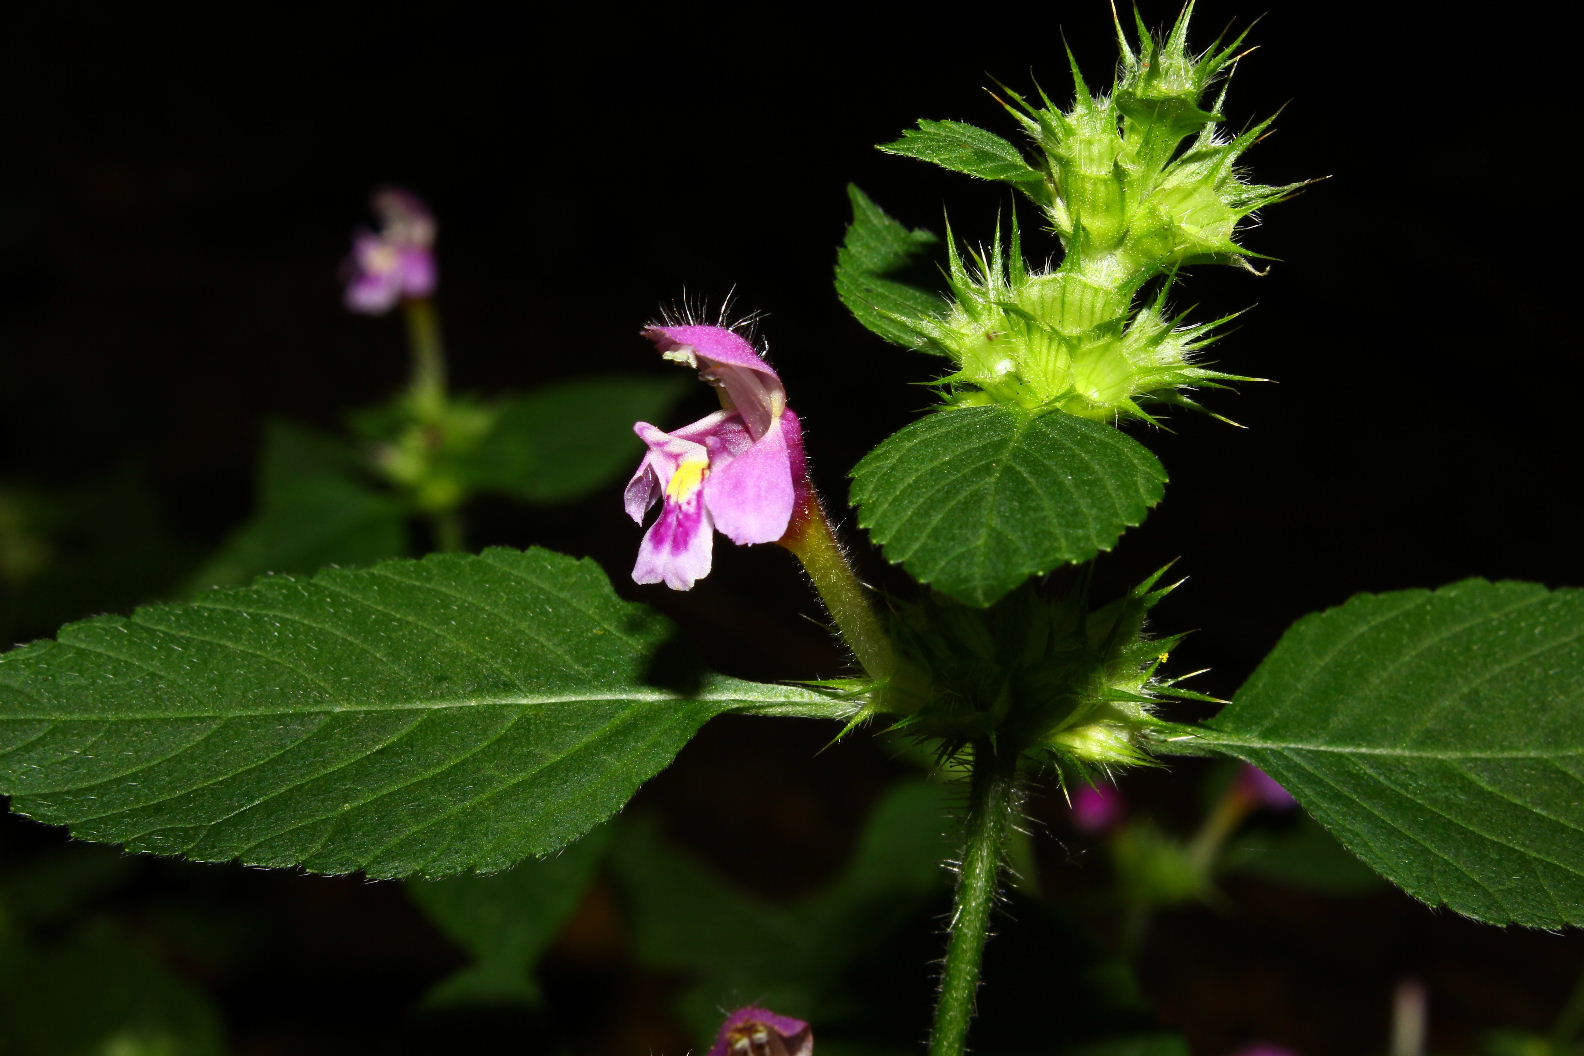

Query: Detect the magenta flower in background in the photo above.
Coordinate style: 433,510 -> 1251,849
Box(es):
1236,763 -> 1297,811
626,324 -> 807,590
1071,783 -> 1127,835
1228,1046 -> 1300,1056
707,1006 -> 814,1056
344,188 -> 438,314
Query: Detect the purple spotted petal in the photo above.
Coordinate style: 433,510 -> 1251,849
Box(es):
705,415 -> 796,545
707,1006 -> 813,1056
632,488 -> 713,590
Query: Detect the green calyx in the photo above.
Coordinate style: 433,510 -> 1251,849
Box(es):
872,3 -> 1306,423
915,222 -> 1249,421
874,566 -> 1215,774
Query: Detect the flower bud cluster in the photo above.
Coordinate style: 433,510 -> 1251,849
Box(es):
878,567 -> 1213,774
902,6 -> 1300,422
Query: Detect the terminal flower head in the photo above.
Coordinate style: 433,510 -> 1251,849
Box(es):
344,187 -> 438,314
626,323 -> 807,590
708,1006 -> 813,1056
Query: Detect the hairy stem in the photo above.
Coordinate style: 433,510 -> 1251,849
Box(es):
929,742 -> 1018,1056
780,498 -> 893,680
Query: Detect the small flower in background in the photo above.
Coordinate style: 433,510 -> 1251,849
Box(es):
1236,763 -> 1297,811
626,323 -> 807,590
1071,782 -> 1127,835
1228,1046 -> 1300,1056
708,1006 -> 814,1056
344,188 -> 438,314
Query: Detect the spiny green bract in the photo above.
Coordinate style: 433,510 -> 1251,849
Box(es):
869,3 -> 1303,423
872,567 -> 1216,776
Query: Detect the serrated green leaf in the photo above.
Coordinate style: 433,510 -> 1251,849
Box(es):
835,185 -> 946,348
879,119 -> 1047,190
187,421 -> 408,591
0,547 -> 837,879
409,823 -> 611,1007
464,376 -> 689,505
851,406 -> 1166,606
1194,580 -> 1584,928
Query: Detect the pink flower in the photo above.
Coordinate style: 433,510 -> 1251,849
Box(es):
343,188 -> 438,314
1071,783 -> 1127,835
1236,763 -> 1296,811
1228,1046 -> 1300,1056
707,1006 -> 813,1056
626,324 -> 807,590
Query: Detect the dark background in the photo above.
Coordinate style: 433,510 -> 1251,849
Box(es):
2,3 -> 1580,1054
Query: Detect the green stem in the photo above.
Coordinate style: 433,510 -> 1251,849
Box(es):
403,297 -> 447,422
780,498 -> 893,680
1186,779 -> 1255,873
929,742 -> 1018,1056
432,509 -> 464,554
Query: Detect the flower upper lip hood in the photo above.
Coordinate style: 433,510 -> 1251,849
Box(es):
642,323 -> 787,438
626,323 -> 807,591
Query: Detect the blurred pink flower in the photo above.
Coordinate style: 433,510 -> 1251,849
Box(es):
1237,763 -> 1296,811
1228,1046 -> 1299,1056
626,324 -> 807,590
1071,783 -> 1127,835
707,1006 -> 813,1056
344,188 -> 438,314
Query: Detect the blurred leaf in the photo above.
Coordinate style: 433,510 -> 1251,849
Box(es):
1196,579 -> 1584,928
835,185 -> 946,349
0,842 -> 133,930
1111,820 -> 1209,910
615,777 -> 1181,1053
186,420 -> 407,590
851,406 -> 1166,605
613,780 -> 956,1039
408,823 -> 612,1007
1223,813 -> 1388,896
464,376 -> 689,505
1,470 -> 193,643
1479,1030 -> 1566,1056
0,547 -> 842,878
0,923 -> 225,1056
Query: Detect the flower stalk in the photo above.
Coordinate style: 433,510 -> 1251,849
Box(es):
402,296 -> 448,425
780,495 -> 893,681
929,740 -> 1019,1056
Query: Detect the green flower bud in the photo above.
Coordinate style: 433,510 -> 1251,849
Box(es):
880,4 -> 1308,423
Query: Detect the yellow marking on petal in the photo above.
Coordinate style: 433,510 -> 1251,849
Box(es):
665,456 -> 709,501
367,243 -> 400,275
